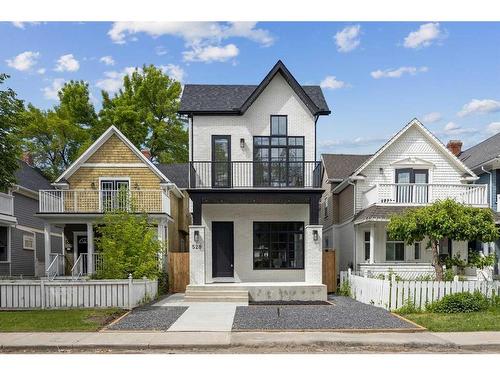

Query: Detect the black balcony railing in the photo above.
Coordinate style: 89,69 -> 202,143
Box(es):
189,161 -> 322,189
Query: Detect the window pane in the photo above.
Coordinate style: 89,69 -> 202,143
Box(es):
414,243 -> 421,260
386,243 -> 395,261
0,227 -> 7,261
364,243 -> 370,261
395,243 -> 405,261
364,231 -> 370,242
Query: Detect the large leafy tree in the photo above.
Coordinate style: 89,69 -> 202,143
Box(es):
387,199 -> 498,280
0,74 -> 24,191
20,81 -> 95,180
97,65 -> 188,163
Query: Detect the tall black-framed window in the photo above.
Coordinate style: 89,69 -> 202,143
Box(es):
212,135 -> 231,188
253,116 -> 304,187
253,222 -> 304,269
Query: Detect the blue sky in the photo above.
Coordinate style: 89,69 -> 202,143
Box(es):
1,21 -> 500,155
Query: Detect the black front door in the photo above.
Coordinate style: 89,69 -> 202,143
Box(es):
212,222 -> 234,277
77,235 -> 88,274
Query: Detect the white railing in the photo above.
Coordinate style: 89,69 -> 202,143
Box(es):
0,276 -> 158,310
363,183 -> 488,208
71,253 -> 104,279
46,253 -> 65,280
341,271 -> 500,311
358,263 -> 436,280
0,192 -> 14,216
39,189 -> 169,214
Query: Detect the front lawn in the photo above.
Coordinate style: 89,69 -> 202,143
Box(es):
402,306 -> 500,332
0,309 -> 125,332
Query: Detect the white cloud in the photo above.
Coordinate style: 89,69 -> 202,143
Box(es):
42,78 -> 65,100
334,25 -> 361,53
37,68 -> 46,75
422,112 -> 442,123
160,64 -> 186,82
486,122 -> 500,135
403,23 -> 445,49
371,66 -> 428,79
108,21 -> 274,47
458,99 -> 500,117
99,56 -> 115,66
320,75 -> 349,90
183,44 -> 239,63
96,66 -> 138,94
155,46 -> 168,56
11,21 -> 40,29
54,54 -> 80,72
6,51 -> 40,71
439,121 -> 477,136
319,135 -> 387,151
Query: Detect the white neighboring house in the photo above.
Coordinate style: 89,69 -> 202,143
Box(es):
180,60 -> 331,302
321,119 -> 488,279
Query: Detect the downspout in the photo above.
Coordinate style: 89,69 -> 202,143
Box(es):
347,179 -> 357,271
314,115 -> 319,163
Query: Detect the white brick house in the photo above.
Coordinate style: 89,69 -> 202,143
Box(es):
321,119 -> 488,279
180,61 -> 330,301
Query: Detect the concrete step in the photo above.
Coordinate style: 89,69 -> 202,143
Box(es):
185,285 -> 249,303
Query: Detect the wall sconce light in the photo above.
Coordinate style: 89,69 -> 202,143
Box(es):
313,230 -> 318,242
194,230 -> 200,243
91,182 -> 96,189
379,167 -> 384,174
240,138 -> 245,149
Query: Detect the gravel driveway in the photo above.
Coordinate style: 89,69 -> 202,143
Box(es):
232,296 -> 418,331
108,306 -> 188,331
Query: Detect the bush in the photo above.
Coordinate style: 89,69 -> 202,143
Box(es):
443,268 -> 455,281
427,291 -> 490,313
395,298 -> 421,314
337,280 -> 351,297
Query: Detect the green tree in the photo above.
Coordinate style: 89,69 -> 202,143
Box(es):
20,81 -> 94,180
95,211 -> 162,279
387,199 -> 498,280
0,74 -> 24,191
97,65 -> 187,163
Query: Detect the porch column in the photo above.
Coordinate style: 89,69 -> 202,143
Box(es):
305,225 -> 323,284
157,221 -> 167,272
87,222 -> 94,274
369,224 -> 375,264
44,222 -> 51,273
189,225 -> 206,285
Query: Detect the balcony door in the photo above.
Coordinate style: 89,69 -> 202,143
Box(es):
100,179 -> 130,211
395,169 -> 428,203
212,136 -> 231,188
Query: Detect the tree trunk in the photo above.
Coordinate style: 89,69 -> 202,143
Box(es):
431,239 -> 443,281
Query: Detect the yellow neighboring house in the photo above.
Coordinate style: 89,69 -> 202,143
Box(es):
36,125 -> 183,278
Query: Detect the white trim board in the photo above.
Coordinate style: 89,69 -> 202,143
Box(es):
15,224 -> 63,238
81,163 -> 148,168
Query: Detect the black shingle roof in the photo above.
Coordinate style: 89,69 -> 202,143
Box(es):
14,160 -> 52,192
157,163 -> 189,189
322,154 -> 372,181
179,61 -> 330,116
459,132 -> 500,170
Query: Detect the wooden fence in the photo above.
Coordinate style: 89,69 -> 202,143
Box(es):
168,252 -> 189,293
340,270 -> 500,311
0,276 -> 157,310
322,249 -> 337,293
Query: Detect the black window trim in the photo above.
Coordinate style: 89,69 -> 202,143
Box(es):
253,221 -> 305,270
270,114 -> 288,136
211,135 -> 231,188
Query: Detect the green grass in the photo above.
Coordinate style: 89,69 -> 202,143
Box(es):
403,306 -> 500,332
0,309 -> 125,332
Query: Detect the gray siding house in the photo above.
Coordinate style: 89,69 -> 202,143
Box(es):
0,160 -> 62,277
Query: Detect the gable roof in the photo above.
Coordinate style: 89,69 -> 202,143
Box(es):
156,163 -> 189,189
179,60 -> 330,116
14,160 -> 52,192
350,118 -> 477,180
55,126 -> 170,184
459,132 -> 500,170
322,154 -> 372,181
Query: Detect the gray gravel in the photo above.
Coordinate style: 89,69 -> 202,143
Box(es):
108,306 -> 187,331
232,296 -> 417,331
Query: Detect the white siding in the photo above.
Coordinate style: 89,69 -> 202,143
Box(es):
191,74 -> 316,163
354,126 -> 465,213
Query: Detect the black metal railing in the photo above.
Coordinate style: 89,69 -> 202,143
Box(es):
189,161 -> 322,189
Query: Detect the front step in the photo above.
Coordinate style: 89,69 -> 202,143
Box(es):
184,285 -> 249,303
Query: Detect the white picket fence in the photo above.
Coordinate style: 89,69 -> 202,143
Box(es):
340,270 -> 500,311
0,276 -> 157,310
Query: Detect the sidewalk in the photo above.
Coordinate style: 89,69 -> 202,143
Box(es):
1,331 -> 500,351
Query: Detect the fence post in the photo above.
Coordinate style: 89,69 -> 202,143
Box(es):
347,268 -> 352,278
363,269 -> 368,278
40,278 -> 45,310
128,274 -> 133,310
453,275 -> 459,282
143,276 -> 147,301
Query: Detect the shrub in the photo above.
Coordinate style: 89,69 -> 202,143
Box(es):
443,268 -> 455,281
337,280 -> 351,297
395,298 -> 421,314
427,291 -> 490,313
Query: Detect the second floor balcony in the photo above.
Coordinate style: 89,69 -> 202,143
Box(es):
189,161 -> 322,189
39,189 -> 170,214
363,183 -> 488,208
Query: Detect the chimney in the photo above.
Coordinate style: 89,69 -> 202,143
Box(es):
22,151 -> 33,166
141,148 -> 152,160
446,140 -> 463,156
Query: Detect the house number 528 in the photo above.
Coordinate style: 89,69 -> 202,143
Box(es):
192,244 -> 202,250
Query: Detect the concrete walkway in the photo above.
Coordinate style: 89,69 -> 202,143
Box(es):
1,331 -> 500,351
